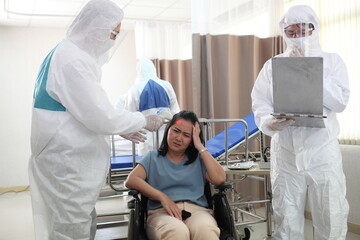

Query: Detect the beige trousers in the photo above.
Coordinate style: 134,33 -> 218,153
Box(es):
146,201 -> 220,240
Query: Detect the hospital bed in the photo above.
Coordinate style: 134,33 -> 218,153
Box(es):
202,113 -> 266,167
201,113 -> 272,239
108,136 -> 141,192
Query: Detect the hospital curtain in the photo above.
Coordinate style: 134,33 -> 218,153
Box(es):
135,21 -> 191,60
191,0 -> 283,119
283,0 -> 360,144
192,34 -> 283,119
134,21 -> 193,111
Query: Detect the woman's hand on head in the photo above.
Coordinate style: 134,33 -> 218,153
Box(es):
192,122 -> 203,150
159,194 -> 182,220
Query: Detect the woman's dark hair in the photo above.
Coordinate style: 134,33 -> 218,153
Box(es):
158,110 -> 204,165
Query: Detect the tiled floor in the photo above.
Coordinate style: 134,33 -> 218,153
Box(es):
1,188 -> 359,240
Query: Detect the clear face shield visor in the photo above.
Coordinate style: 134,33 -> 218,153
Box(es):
100,24 -> 128,66
284,23 -> 315,38
111,22 -> 128,51
283,23 -> 315,56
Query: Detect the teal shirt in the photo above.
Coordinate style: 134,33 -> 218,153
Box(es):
139,150 -> 208,210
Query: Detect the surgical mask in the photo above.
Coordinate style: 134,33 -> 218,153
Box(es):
102,38 -> 116,54
284,32 -> 322,57
101,31 -> 128,66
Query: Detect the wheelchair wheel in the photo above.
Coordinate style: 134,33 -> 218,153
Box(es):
127,209 -> 135,240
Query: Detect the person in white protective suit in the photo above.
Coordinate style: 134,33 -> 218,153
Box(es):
28,0 -> 164,239
126,58 -> 181,155
251,5 -> 350,240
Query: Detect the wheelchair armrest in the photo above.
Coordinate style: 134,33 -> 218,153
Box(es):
128,189 -> 140,196
128,189 -> 141,205
214,183 -> 232,192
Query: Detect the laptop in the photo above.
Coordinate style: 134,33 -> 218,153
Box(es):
272,57 -> 326,128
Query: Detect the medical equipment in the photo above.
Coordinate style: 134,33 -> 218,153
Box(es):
228,161 -> 255,170
203,113 -> 266,167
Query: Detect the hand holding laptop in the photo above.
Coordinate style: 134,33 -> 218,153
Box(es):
267,117 -> 295,131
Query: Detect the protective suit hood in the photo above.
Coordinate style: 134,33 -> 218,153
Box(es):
66,0 -> 124,62
136,59 -> 158,82
279,5 -> 322,56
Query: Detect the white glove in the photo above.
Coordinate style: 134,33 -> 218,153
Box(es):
120,130 -> 147,144
144,115 -> 164,131
267,117 -> 295,131
156,108 -> 173,120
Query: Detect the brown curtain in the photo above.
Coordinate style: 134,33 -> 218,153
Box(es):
192,34 -> 283,119
152,59 -> 193,111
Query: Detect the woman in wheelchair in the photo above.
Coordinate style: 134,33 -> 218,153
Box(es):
125,110 -> 226,240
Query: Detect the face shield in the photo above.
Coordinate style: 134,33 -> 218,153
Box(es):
98,23 -> 128,66
283,23 -> 315,56
284,23 -> 314,39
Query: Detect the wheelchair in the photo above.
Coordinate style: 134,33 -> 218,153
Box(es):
127,182 -> 250,240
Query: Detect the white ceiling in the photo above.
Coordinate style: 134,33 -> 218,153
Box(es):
0,0 -> 191,28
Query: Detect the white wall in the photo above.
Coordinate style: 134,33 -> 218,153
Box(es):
303,145 -> 360,226
0,26 -> 137,187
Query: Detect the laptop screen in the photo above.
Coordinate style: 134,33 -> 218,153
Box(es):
272,57 -> 325,128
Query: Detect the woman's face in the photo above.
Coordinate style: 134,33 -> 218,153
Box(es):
167,118 -> 193,154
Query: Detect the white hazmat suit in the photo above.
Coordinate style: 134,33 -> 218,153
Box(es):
126,59 -> 180,155
251,5 -> 350,240
29,1 -> 163,239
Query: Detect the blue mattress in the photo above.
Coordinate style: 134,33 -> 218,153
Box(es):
111,155 -> 142,169
206,113 -> 258,158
